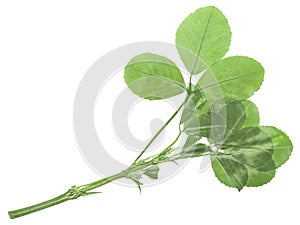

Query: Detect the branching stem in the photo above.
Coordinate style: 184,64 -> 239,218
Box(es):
131,102 -> 184,165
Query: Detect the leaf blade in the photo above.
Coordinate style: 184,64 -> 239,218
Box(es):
198,56 -> 264,99
260,126 -> 293,168
124,53 -> 185,100
212,127 -> 277,190
241,100 -> 260,128
212,155 -> 248,191
176,6 -> 231,74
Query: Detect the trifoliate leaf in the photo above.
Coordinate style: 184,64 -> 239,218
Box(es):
176,6 -> 231,74
124,53 -> 185,100
223,127 -> 274,168
211,127 -> 276,190
198,56 -> 264,99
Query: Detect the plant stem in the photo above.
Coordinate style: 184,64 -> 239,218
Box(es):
8,192 -> 69,219
131,103 -> 184,165
188,75 -> 192,91
8,172 -> 125,219
157,131 -> 182,157
79,171 -> 125,193
8,159 -> 154,219
8,141 -> 211,219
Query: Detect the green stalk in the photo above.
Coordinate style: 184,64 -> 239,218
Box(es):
8,172 -> 125,219
78,171 -> 125,193
8,192 -> 69,219
8,160 -> 159,219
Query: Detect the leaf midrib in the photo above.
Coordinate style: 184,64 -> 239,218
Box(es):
191,8 -> 213,74
126,68 -> 186,89
201,70 -> 263,90
217,157 -> 245,189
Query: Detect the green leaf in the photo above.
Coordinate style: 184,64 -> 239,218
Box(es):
182,112 -> 215,137
124,53 -> 186,100
212,127 -> 276,190
260,126 -> 293,168
220,100 -> 246,135
245,160 -> 276,187
180,93 -> 202,136
215,99 -> 260,139
180,87 -> 222,138
176,6 -> 231,74
198,56 -> 264,99
223,127 -> 274,169
212,155 -> 248,191
241,100 -> 260,127
181,88 -> 260,142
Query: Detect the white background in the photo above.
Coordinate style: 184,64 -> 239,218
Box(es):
1,0 -> 300,224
